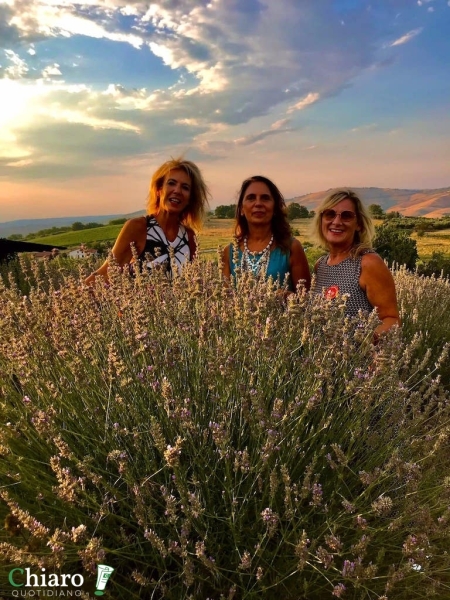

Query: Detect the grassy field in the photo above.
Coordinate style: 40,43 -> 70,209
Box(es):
411,232 -> 450,256
32,217 -> 450,258
32,224 -> 124,246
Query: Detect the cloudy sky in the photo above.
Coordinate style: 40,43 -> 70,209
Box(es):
0,0 -> 449,221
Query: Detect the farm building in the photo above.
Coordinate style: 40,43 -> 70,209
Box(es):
67,245 -> 98,259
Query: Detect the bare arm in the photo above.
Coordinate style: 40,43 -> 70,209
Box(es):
290,238 -> 311,291
85,217 -> 147,285
360,253 -> 400,335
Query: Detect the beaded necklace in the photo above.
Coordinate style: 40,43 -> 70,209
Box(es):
241,234 -> 273,275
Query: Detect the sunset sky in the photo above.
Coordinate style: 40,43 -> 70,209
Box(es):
1,0 -> 449,221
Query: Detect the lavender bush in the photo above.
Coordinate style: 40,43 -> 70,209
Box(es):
0,258 -> 449,599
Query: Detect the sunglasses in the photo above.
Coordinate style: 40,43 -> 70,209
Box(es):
321,209 -> 356,222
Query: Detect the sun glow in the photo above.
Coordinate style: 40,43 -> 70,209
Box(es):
0,80 -> 38,158
0,80 -> 36,126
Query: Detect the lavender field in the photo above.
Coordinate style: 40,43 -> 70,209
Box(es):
0,257 -> 450,599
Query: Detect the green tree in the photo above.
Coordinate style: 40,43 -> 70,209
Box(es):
385,211 -> 402,220
71,221 -> 84,231
215,205 -> 236,219
415,222 -> 429,237
373,224 -> 418,270
8,234 -> 23,240
84,222 -> 104,229
287,203 -> 309,220
109,218 -> 127,225
417,252 -> 450,278
368,204 -> 385,219
90,241 -> 111,257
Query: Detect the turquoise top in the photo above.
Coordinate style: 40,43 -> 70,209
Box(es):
229,246 -> 292,290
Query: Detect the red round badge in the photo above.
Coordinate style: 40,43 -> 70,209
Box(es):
325,285 -> 339,300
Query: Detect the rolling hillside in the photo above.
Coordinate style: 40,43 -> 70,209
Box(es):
288,187 -> 450,218
0,210 -> 144,238
3,187 -> 450,243
32,225 -> 124,246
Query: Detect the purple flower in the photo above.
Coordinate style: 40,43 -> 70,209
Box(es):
332,583 -> 346,597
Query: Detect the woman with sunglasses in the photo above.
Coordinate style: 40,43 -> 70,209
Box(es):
222,175 -> 311,293
312,189 -> 399,336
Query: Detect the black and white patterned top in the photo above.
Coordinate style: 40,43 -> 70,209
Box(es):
137,216 -> 191,276
314,251 -> 376,316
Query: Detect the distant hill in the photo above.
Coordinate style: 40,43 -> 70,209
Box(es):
2,187 -> 450,239
32,225 -> 124,247
0,210 -> 144,238
287,187 -> 450,218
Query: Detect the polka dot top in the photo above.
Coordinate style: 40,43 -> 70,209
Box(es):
314,251 -> 376,316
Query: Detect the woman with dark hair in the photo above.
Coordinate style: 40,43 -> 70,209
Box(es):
312,188 -> 399,336
222,175 -> 311,292
85,157 -> 210,284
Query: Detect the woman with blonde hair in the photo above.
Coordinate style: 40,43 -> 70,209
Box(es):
312,188 -> 399,336
86,157 -> 210,284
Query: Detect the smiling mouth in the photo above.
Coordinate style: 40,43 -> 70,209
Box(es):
329,228 -> 344,233
169,198 -> 182,205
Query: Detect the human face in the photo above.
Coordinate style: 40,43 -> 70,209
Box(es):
158,169 -> 191,215
240,181 -> 275,226
321,198 -> 360,250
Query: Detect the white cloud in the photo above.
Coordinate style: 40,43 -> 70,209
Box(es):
0,0 -> 434,180
389,28 -> 423,47
7,1 -> 144,48
148,42 -> 176,68
43,108 -> 141,132
234,119 -> 296,147
287,93 -> 320,114
41,63 -> 62,78
3,49 -> 28,79
351,123 -> 378,133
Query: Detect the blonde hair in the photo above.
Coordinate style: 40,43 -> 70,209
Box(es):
311,188 -> 374,257
146,157 -> 210,232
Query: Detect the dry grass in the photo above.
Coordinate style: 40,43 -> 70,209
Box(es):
197,218 -> 314,260
198,219 -> 450,260
412,230 -> 450,257
197,218 -> 235,259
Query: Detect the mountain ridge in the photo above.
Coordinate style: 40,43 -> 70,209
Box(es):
287,187 -> 450,218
